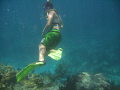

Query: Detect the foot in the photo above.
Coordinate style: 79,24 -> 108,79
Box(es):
58,48 -> 63,51
36,61 -> 46,65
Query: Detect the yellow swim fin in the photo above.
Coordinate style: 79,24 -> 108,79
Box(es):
48,48 -> 63,60
16,61 -> 45,82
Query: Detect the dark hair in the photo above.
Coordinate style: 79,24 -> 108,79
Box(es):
43,2 -> 53,9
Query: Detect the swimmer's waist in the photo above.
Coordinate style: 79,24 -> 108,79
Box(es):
48,29 -> 61,33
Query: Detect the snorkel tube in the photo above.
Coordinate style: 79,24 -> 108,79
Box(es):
43,0 -> 54,17
43,0 -> 49,11
46,0 -> 49,8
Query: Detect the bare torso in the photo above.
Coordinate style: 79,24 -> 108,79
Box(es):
49,10 -> 63,33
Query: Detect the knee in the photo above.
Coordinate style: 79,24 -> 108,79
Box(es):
39,44 -> 43,48
38,44 -> 41,48
39,44 -> 45,49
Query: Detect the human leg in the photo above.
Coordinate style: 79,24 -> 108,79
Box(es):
38,29 -> 62,61
38,44 -> 46,62
50,49 -> 56,53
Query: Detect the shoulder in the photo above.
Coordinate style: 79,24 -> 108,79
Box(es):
48,11 -> 55,19
49,10 -> 55,16
49,9 -> 58,15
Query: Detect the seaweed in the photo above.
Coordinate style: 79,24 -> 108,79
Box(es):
109,79 -> 120,90
109,78 -> 115,90
44,71 -> 56,82
0,74 -> 2,81
42,61 -> 70,82
54,60 -> 69,79
59,75 -> 78,90
113,85 -> 120,90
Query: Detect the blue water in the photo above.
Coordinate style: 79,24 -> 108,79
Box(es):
0,0 -> 120,83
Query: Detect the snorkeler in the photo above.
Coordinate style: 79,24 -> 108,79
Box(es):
38,1 -> 64,64
16,1 -> 64,82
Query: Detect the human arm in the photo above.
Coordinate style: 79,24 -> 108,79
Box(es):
42,11 -> 54,37
59,15 -> 64,29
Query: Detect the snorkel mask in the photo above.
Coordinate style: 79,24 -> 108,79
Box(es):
43,2 -> 48,11
43,0 -> 53,16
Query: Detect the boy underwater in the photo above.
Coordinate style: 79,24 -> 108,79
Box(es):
37,1 -> 64,65
16,1 -> 63,82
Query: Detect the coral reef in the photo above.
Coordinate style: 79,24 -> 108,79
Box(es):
0,63 -> 16,90
59,75 -> 78,90
59,72 -> 111,90
0,62 -> 120,90
77,72 -> 110,90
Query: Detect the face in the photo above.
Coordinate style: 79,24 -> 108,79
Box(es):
46,7 -> 51,12
43,7 -> 51,17
43,5 -> 52,19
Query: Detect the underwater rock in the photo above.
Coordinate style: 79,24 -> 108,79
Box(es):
0,63 -> 16,90
0,63 -> 15,75
1,62 -> 120,90
77,72 -> 110,90
77,72 -> 92,89
17,73 -> 44,89
22,80 -> 39,88
59,72 -> 111,90
1,71 -> 16,86
0,63 -> 4,68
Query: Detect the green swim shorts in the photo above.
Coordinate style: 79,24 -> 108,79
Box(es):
42,29 -> 61,51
